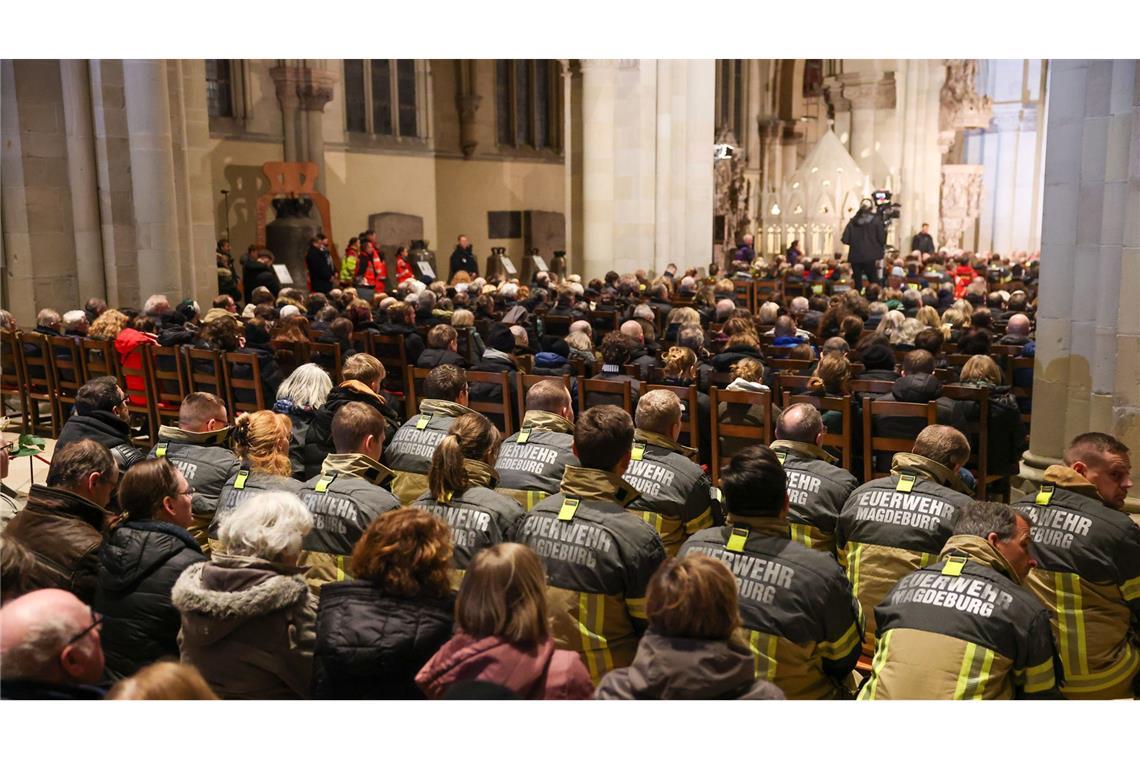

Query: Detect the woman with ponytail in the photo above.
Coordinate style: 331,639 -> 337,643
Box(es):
208,410 -> 302,553
94,458 -> 204,680
411,413 -> 524,588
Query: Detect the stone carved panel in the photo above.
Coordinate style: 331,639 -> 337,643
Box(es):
940,60 -> 993,133
939,164 -> 985,250
714,129 -> 751,247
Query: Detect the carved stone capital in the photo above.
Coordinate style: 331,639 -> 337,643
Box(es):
940,60 -> 993,132
827,72 -> 897,111
271,66 -> 337,112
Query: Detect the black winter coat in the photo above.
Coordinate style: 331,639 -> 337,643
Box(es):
94,521 -> 204,680
56,411 -> 145,473
302,385 -> 402,479
377,323 -> 425,366
416,347 -> 467,369
313,581 -> 454,699
939,383 -> 1025,477
306,245 -> 334,294
841,209 -> 886,264
711,344 -> 765,374
469,353 -> 521,432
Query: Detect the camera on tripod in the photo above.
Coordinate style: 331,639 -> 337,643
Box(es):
871,190 -> 902,226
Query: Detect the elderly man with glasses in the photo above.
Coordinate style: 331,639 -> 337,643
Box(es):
0,589 -> 107,699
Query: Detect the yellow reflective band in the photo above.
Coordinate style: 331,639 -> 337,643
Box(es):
558,498 -> 580,522
415,414 -> 432,430
525,491 -> 544,511
861,628 -> 893,701
684,508 -> 714,535
1061,645 -> 1140,692
812,284 -> 824,294
1055,571 -> 1088,675
819,622 -> 861,660
1120,576 -> 1140,602
315,474 -> 335,494
942,556 -> 967,577
516,428 -> 531,445
626,596 -> 647,619
954,643 -> 980,699
1020,659 -> 1057,693
155,443 -> 168,458
630,442 -> 645,461
233,470 -> 249,490
896,474 -> 917,493
726,526 -> 750,553
637,510 -> 663,535
335,554 -> 346,582
775,450 -> 787,465
789,522 -> 812,549
907,283 -> 920,291
1035,484 -> 1054,506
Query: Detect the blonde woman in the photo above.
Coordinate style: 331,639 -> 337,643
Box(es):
88,309 -> 130,341
208,411 -> 300,553
416,543 -> 593,699
915,305 -> 941,331
660,346 -> 711,459
944,354 -> 1024,477
106,662 -> 218,700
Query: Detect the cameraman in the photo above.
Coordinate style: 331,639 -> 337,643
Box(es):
841,199 -> 886,287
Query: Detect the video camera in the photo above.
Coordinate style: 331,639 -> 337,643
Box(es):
871,190 -> 902,226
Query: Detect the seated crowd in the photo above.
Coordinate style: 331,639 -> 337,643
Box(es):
2,242 -> 1138,701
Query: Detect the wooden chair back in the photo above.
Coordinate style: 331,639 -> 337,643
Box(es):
148,344 -> 188,429
782,392 -> 854,472
940,384 -> 1003,500
541,314 -> 572,339
733,281 -> 755,313
47,336 -> 86,425
371,333 -> 409,396
17,332 -> 59,435
222,351 -> 266,414
710,386 -> 773,485
0,329 -> 28,432
578,377 -> 634,417
862,398 -> 938,482
850,378 -> 896,396
183,347 -> 226,399
465,369 -> 515,435
308,341 -> 343,383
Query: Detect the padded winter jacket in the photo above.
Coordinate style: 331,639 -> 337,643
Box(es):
302,381 -> 403,480
416,633 -> 593,699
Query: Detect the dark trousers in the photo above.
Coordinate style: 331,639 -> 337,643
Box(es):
851,261 -> 880,288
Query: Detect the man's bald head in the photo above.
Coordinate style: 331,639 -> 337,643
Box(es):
0,589 -> 104,685
1006,314 -> 1031,337
620,320 -> 644,343
774,315 -> 797,338
776,403 -> 823,445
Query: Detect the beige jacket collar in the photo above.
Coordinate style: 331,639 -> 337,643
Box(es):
157,425 -> 232,447
560,464 -> 640,507
634,428 -> 696,457
771,439 -> 837,465
320,453 -> 395,486
521,410 -> 575,435
727,513 -> 789,538
463,458 -> 499,489
420,398 -> 476,419
940,534 -> 1021,584
1042,465 -> 1106,504
891,452 -> 973,495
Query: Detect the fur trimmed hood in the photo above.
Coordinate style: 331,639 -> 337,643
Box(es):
172,556 -> 310,644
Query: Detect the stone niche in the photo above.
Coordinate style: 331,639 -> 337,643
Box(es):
522,211 -> 566,282
369,212 -> 426,286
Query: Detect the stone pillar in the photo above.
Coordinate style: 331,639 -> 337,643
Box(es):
989,104 -> 1023,254
1018,59 -> 1140,512
271,62 -> 336,195
60,60 -> 107,301
895,59 -> 945,246
580,59 -> 618,279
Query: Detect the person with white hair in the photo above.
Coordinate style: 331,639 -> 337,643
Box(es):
0,588 -> 107,699
143,294 -> 173,328
620,320 -> 660,375
274,363 -> 335,477
278,304 -> 301,319
713,298 -> 736,323
61,310 -> 89,338
499,281 -> 519,302
757,301 -> 781,327
172,491 -> 316,699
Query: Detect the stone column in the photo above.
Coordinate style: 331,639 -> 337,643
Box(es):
60,60 -> 107,301
1018,59 -> 1140,512
580,60 -> 618,279
989,104 -> 1023,254
272,62 -> 336,195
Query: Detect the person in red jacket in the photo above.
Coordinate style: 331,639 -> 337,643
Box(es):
953,252 -> 977,299
358,240 -> 387,294
415,543 -> 593,699
395,246 -> 415,285
114,316 -> 158,406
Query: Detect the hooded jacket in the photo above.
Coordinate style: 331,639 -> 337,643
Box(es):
416,633 -> 593,700
207,469 -> 302,553
837,452 -> 974,655
624,429 -> 718,557
3,485 -> 112,604
171,555 -> 315,699
595,631 -> 785,700
841,208 -> 886,264
711,343 -> 765,373
301,380 -> 403,480
771,439 -> 860,557
297,453 -> 401,595
114,328 -> 157,406
312,581 -> 454,699
383,399 -> 479,506
150,426 -> 241,551
859,534 -> 1063,700
495,410 -> 579,509
679,515 -> 864,699
516,465 -> 666,684
1012,465 -> 1140,699
56,411 -> 145,474
94,520 -> 205,679
411,459 -> 525,588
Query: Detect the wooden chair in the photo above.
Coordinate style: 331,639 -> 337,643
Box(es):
733,282 -> 755,313
1007,356 -> 1034,432
515,373 -> 572,425
541,314 -> 572,339
309,341 -> 343,383
350,331 -> 372,357
708,371 -> 736,389
578,377 -> 634,417
0,329 -> 29,432
148,344 -> 188,431
709,386 -> 773,485
767,358 -> 815,376
17,332 -> 58,437
371,333 -> 409,397
850,378 -> 896,397
940,384 -> 1005,500
783,391 -> 855,472
753,278 -> 779,304
47,336 -> 86,426
465,369 -> 515,435
222,352 -> 266,414
862,398 -> 938,482
183,347 -> 226,399
644,382 -> 700,453
773,373 -> 813,401
79,337 -> 119,379
455,326 -> 479,365
404,366 -> 432,419
270,339 -> 309,378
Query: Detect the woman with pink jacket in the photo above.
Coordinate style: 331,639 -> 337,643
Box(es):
415,543 -> 593,699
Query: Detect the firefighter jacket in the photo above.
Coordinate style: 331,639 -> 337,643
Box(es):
836,452 -> 974,655
208,468 -> 303,554
383,399 -> 480,506
495,410 -> 578,510
1012,465 -> 1140,699
624,428 -> 718,557
679,515 -> 864,699
770,439 -> 858,557
516,464 -> 666,685
298,453 -> 400,594
411,458 -> 525,589
151,425 -> 241,552
859,534 -> 1063,700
